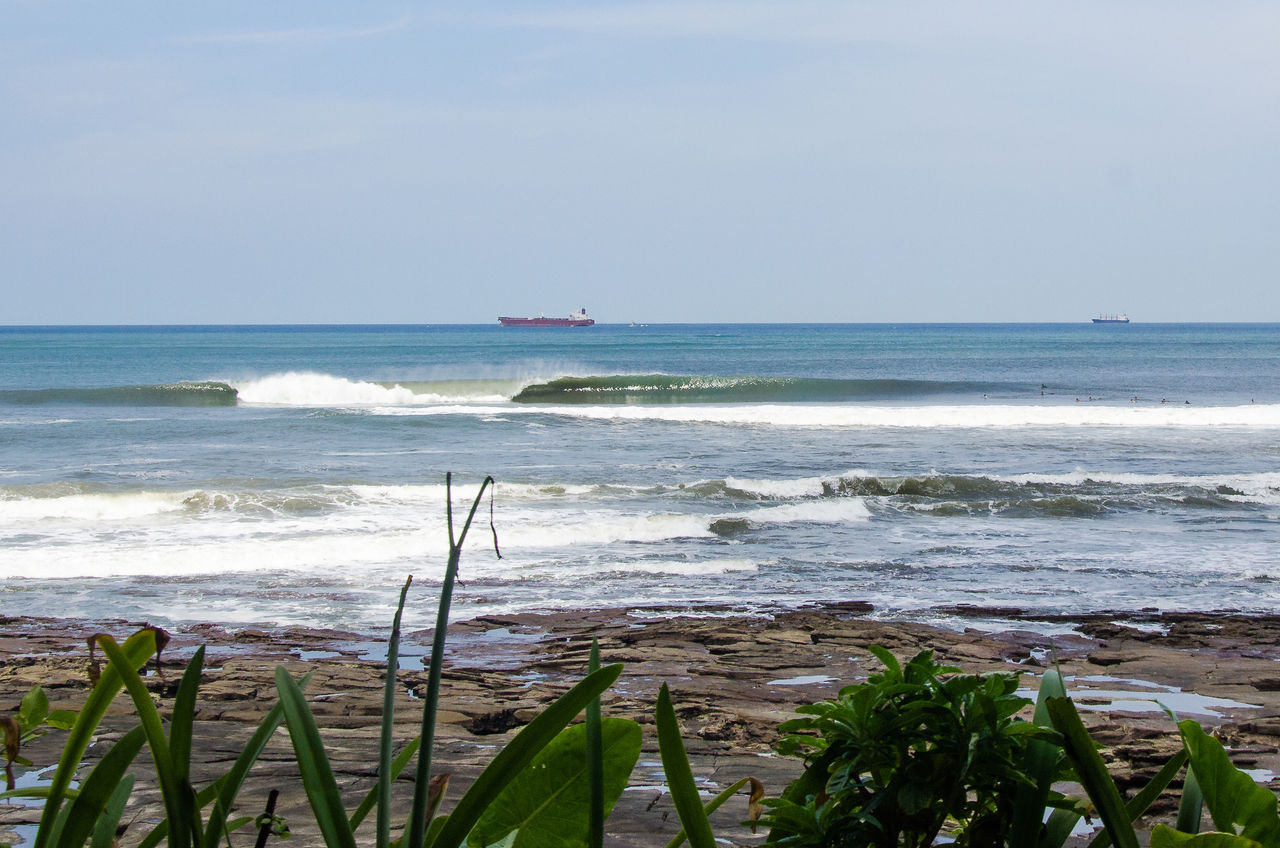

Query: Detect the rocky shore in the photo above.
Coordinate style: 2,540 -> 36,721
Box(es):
6,605 -> 1280,846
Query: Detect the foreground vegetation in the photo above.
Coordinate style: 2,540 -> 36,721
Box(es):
4,477 -> 1280,847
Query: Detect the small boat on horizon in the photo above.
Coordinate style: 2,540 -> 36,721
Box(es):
498,308 -> 595,327
1092,313 -> 1130,324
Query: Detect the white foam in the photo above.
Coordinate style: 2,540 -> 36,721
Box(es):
724,475 -> 827,498
0,526 -> 439,579
369,402 -> 1280,430
232,373 -> 415,406
746,499 -> 872,524
347,482 -> 598,506
0,491 -> 189,522
612,559 -> 759,576
230,372 -> 514,406
502,512 -> 713,548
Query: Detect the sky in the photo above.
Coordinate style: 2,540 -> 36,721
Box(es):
2,2 -> 1279,324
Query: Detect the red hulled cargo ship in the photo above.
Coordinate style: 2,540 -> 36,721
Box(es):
498,308 -> 595,327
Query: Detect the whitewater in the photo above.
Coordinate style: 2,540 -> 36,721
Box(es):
2,323 -> 1279,633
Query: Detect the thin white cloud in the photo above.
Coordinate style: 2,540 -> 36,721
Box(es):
187,11 -> 411,45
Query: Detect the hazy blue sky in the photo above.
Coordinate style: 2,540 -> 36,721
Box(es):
3,2 -> 1278,323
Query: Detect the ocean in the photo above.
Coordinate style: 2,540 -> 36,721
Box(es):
2,323 -> 1279,634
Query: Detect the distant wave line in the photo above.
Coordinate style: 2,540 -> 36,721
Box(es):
510,374 -> 1009,404
0,372 -> 1014,409
0,382 -> 239,407
4,371 -> 1277,422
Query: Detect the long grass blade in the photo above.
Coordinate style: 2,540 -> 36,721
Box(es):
144,690 -> 305,848
96,635 -> 191,848
35,628 -> 159,848
1089,750 -> 1189,848
198,691 -> 301,848
407,474 -> 495,848
170,647 -> 205,789
1044,807 -> 1088,848
54,726 -> 146,848
1046,696 -> 1141,848
90,775 -> 135,848
664,777 -> 753,848
428,663 -> 624,848
171,646 -> 206,846
351,738 -> 421,830
656,684 -> 717,848
586,638 -> 604,848
1011,668 -> 1067,847
275,667 -> 357,848
1177,759 -> 1204,834
377,576 -> 413,848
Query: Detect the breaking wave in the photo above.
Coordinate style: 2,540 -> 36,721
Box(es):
0,382 -> 238,407
512,374 -> 1005,404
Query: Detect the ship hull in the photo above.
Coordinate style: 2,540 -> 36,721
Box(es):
1091,318 -> 1130,324
498,316 -> 595,327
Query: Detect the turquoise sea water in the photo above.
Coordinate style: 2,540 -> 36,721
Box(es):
2,323 -> 1279,632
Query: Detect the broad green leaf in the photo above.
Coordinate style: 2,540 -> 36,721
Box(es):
19,687 -> 50,734
429,663 -> 624,848
1150,825 -> 1263,847
467,719 -> 641,848
1179,720 -> 1280,844
45,711 -> 77,731
656,684 -> 716,848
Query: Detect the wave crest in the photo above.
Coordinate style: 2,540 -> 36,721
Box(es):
0,382 -> 237,407
512,374 -> 1002,404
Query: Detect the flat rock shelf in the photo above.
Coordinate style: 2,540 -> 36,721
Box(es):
6,605 -> 1280,846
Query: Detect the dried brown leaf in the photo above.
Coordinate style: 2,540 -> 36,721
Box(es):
427,772 -> 450,819
2,715 -> 20,791
748,776 -> 765,832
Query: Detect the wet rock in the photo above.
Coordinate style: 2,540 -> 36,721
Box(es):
709,518 -> 751,537
7,606 -> 1280,847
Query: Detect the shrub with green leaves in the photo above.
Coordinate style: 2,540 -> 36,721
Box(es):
1048,692 -> 1280,848
762,646 -> 1060,848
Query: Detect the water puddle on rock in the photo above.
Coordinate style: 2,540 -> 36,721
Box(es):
1019,674 -> 1260,718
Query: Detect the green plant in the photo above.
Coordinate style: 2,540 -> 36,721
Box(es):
1046,695 -> 1280,848
654,683 -> 764,848
0,626 -> 293,848
2,475 -> 643,848
2,475 -> 758,848
259,474 -> 649,848
760,646 -> 1063,847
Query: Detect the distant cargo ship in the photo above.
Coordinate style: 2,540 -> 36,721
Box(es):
1092,313 -> 1130,324
499,308 -> 595,327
